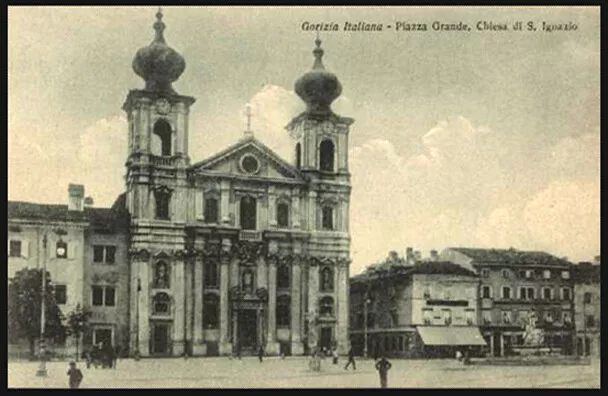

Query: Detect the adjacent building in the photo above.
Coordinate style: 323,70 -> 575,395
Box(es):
9,10 -> 354,358
573,260 -> 600,357
440,247 -> 575,356
349,251 -> 486,358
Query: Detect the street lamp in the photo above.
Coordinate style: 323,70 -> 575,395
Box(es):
36,234 -> 49,377
363,297 -> 371,359
582,295 -> 588,357
134,277 -> 141,361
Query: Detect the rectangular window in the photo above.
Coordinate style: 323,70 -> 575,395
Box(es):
9,240 -> 22,257
482,285 -> 491,299
502,269 -> 510,278
518,270 -> 526,279
519,287 -> 527,300
93,246 -> 104,262
561,288 -> 571,301
322,206 -> 334,230
561,270 -> 570,280
105,287 -> 116,306
204,197 -> 219,224
527,288 -> 535,300
543,287 -> 552,300
106,246 -> 116,264
583,292 -> 592,304
586,315 -> 595,327
204,262 -> 219,287
502,286 -> 511,300
92,286 -> 104,306
277,203 -> 289,228
525,270 -> 533,279
543,270 -> 551,279
55,285 -> 67,305
481,269 -> 490,278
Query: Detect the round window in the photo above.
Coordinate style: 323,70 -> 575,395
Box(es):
241,155 -> 259,174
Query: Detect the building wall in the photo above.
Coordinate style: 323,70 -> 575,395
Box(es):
574,282 -> 601,357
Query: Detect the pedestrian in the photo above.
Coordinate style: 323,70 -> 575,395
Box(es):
332,347 -> 339,365
375,355 -> 392,388
258,345 -> 264,362
456,350 -> 463,363
67,361 -> 84,389
112,345 -> 119,369
85,348 -> 92,369
344,346 -> 356,370
463,348 -> 471,365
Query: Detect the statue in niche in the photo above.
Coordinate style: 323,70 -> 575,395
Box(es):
155,261 -> 170,289
242,270 -> 254,293
321,267 -> 333,291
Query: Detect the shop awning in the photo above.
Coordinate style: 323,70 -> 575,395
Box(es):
417,326 -> 487,346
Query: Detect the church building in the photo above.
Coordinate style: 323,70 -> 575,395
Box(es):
124,10 -> 354,357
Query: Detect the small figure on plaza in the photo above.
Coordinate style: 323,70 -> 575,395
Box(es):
375,355 -> 392,388
456,350 -> 463,363
67,361 -> 84,389
332,347 -> 339,365
258,345 -> 264,362
344,346 -> 356,370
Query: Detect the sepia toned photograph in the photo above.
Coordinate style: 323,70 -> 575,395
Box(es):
7,5 -> 600,389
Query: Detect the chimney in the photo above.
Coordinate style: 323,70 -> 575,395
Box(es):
68,184 -> 85,211
414,251 -> 422,262
430,250 -> 438,261
406,247 -> 414,264
84,196 -> 94,208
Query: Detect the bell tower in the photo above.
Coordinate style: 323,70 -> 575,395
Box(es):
122,9 -> 195,221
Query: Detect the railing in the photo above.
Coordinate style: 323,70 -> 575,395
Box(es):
239,230 -> 262,242
150,155 -> 175,167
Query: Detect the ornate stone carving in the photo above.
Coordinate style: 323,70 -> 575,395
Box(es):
229,286 -> 246,301
336,257 -> 351,268
232,241 -> 267,262
202,243 -> 221,258
255,287 -> 269,302
129,248 -> 150,261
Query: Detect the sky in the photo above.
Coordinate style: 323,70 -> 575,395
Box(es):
8,6 -> 600,274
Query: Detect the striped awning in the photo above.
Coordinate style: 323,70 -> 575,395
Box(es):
417,326 -> 488,346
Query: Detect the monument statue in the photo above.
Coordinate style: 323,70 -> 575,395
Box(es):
523,311 -> 545,347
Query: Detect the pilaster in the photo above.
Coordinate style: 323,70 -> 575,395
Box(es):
219,239 -> 232,355
192,253 -> 206,355
290,256 -> 304,355
172,257 -> 185,356
138,258 -> 150,356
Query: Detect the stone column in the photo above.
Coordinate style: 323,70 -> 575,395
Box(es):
308,191 -> 317,231
220,180 -> 230,225
129,257 -> 139,355
336,259 -> 350,354
184,258 -> 193,355
307,258 -> 319,350
291,257 -> 304,355
192,254 -> 206,355
257,255 -> 268,289
172,257 -> 186,356
268,186 -> 277,228
489,333 -> 494,357
138,258 -> 150,356
499,333 -> 504,357
266,257 -> 279,355
292,190 -> 301,229
219,239 -> 232,355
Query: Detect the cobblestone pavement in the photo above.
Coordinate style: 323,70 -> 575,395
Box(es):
8,356 -> 601,389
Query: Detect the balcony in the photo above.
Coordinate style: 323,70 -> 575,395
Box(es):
240,230 -> 262,242
150,155 -> 176,167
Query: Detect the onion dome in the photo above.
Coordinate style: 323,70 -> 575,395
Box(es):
295,38 -> 342,114
132,9 -> 186,94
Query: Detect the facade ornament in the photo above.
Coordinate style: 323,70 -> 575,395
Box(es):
233,241 -> 267,262
129,248 -> 150,261
309,257 -> 321,267
202,243 -> 221,258
229,285 -> 245,301
255,287 -> 269,302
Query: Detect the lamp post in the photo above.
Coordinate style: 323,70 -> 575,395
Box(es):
363,297 -> 371,359
582,296 -> 587,357
36,234 -> 48,377
134,277 -> 141,361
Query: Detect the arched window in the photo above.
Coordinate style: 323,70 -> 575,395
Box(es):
203,294 -> 219,328
240,196 -> 257,230
277,202 -> 289,228
241,269 -> 255,293
153,292 -> 171,315
204,197 -> 219,223
295,142 -> 302,169
277,295 -> 291,327
322,206 -> 334,230
277,264 -> 290,289
320,296 -> 334,317
319,139 -> 334,172
320,267 -> 334,292
153,119 -> 172,156
154,261 -> 170,288
155,190 -> 171,220
204,261 -> 219,288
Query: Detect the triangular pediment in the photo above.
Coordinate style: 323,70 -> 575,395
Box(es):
189,137 -> 304,182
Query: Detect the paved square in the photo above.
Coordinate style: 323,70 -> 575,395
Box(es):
8,357 -> 600,389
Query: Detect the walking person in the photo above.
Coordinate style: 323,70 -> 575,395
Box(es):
375,356 -> 392,388
67,361 -> 84,389
344,346 -> 356,370
332,347 -> 339,365
258,345 -> 264,362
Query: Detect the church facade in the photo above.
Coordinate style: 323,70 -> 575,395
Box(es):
124,11 -> 353,357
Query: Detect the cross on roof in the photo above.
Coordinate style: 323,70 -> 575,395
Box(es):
243,103 -> 254,138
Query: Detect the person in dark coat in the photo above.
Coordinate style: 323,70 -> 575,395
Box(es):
344,347 -> 356,370
112,345 -> 120,369
258,345 -> 264,362
67,361 -> 84,388
375,356 -> 392,388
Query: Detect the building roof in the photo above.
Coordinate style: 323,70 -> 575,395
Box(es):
448,247 -> 571,267
8,200 -> 128,232
573,262 -> 601,284
352,260 -> 476,286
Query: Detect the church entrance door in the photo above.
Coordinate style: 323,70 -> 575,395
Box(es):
152,323 -> 170,355
238,310 -> 258,355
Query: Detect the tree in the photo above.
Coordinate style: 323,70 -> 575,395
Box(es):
8,268 -> 67,359
66,304 -> 92,361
